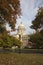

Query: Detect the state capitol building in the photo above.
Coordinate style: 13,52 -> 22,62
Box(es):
13,22 -> 29,48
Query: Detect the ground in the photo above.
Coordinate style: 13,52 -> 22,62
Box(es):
0,53 -> 43,65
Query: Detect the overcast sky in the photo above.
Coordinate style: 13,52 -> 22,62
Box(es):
6,0 -> 43,34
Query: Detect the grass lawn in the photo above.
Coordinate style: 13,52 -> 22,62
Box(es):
0,53 -> 43,65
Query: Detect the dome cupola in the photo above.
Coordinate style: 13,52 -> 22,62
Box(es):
18,22 -> 25,30
17,22 -> 26,35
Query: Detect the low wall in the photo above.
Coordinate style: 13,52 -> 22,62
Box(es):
0,49 -> 43,54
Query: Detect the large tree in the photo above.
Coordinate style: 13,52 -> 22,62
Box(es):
30,7 -> 43,32
0,0 -> 22,48
0,0 -> 21,30
30,7 -> 43,48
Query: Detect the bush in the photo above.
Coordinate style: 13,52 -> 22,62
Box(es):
0,34 -> 22,49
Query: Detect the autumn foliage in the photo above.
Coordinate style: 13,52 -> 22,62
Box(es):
0,0 -> 21,30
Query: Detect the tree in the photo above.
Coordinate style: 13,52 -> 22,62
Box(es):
40,29 -> 43,36
0,0 -> 21,49
30,7 -> 43,32
12,37 -> 22,48
30,7 -> 43,48
30,33 -> 43,48
2,35 -> 13,48
0,0 -> 21,30
0,34 -> 22,48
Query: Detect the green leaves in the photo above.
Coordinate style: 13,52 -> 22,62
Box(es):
30,33 -> 43,48
0,34 -> 22,48
30,7 -> 43,32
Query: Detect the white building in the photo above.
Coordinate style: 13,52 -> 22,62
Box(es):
13,22 -> 29,48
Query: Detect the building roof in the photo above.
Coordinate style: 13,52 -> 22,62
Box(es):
18,22 -> 25,30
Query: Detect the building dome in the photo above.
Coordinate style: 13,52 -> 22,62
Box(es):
18,22 -> 25,30
17,22 -> 26,35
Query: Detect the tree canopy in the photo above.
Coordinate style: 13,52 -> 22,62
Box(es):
0,34 -> 22,48
30,33 -> 43,48
30,7 -> 43,32
30,7 -> 43,49
0,0 -> 21,30
0,0 -> 22,49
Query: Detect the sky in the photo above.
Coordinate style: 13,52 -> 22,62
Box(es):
6,0 -> 43,34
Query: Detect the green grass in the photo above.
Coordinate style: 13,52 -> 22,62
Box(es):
0,53 -> 43,65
